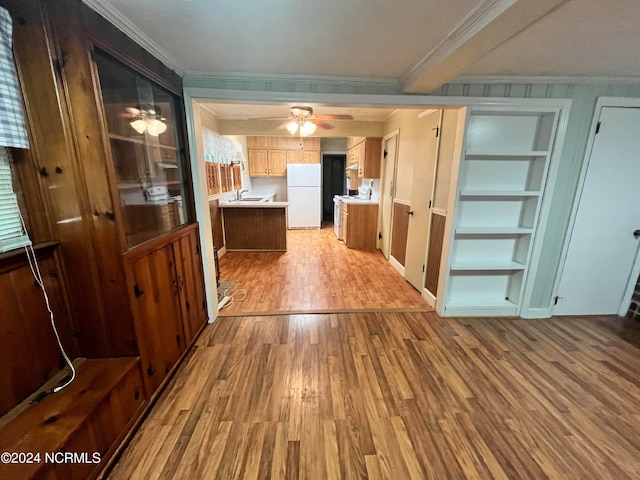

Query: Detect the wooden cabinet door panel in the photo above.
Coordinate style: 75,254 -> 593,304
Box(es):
287,150 -> 303,164
268,150 -> 288,176
248,149 -> 268,176
303,151 -> 320,163
173,229 -> 207,344
129,246 -> 184,394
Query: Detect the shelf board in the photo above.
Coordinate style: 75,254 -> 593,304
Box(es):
465,150 -> 548,158
459,190 -> 540,198
450,261 -> 525,271
117,180 -> 181,190
455,227 -> 533,235
444,298 -> 518,316
109,133 -> 176,150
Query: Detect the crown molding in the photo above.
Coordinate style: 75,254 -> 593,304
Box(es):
449,75 -> 640,85
82,0 -> 183,75
183,71 -> 401,90
400,0 -> 517,89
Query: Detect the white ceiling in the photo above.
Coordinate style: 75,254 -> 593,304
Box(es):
462,0 -> 640,77
84,0 -> 640,91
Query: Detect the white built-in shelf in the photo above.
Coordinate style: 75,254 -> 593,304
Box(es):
459,190 -> 540,197
450,260 -> 526,271
455,227 -> 533,235
465,150 -> 549,158
445,298 -> 519,316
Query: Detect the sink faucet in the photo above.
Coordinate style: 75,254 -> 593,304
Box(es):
236,188 -> 248,200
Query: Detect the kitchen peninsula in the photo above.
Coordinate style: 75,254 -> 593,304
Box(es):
219,195 -> 288,250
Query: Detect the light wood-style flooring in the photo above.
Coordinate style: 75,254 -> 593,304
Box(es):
216,225 -> 429,315
109,312 -> 640,479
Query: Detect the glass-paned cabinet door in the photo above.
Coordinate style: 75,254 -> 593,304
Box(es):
94,50 -> 189,249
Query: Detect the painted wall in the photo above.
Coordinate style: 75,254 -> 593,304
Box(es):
383,109 -> 436,204
432,81 -> 640,310
432,109 -> 460,211
321,137 -> 347,152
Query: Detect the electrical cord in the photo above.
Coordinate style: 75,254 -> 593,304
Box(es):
19,209 -> 76,393
219,287 -> 247,309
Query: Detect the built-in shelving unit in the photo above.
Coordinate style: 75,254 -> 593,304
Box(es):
442,108 -> 559,317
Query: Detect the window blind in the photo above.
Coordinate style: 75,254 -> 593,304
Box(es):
0,147 -> 31,252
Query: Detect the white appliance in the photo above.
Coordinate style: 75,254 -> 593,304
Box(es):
333,195 -> 343,240
287,163 -> 321,229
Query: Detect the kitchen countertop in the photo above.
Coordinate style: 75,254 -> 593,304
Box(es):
339,196 -> 379,206
219,201 -> 289,208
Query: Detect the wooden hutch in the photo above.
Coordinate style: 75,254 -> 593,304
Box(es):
0,1 -> 207,478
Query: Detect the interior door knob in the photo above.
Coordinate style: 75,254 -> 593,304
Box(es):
634,229 -> 640,239
407,211 -> 414,216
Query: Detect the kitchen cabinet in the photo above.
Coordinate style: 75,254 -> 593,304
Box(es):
247,136 -> 320,176
268,150 -> 288,175
343,203 -> 378,249
248,148 -> 287,176
347,137 -> 382,179
286,150 -> 321,164
248,149 -> 269,176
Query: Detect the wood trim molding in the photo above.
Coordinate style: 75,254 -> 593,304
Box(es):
450,75 -> 640,85
81,0 -> 183,74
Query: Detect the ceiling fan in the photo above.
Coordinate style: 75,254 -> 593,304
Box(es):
273,106 -> 354,136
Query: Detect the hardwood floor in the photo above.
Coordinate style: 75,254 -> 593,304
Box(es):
108,312 -> 640,479
216,225 -> 430,315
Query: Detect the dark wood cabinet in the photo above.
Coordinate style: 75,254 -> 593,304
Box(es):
0,1 -> 207,478
126,225 -> 206,395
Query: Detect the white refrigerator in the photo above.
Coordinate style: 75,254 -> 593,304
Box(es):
287,163 -> 321,229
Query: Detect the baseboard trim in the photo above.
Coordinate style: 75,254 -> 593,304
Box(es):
218,307 -> 434,317
389,256 -> 405,276
520,307 -> 552,319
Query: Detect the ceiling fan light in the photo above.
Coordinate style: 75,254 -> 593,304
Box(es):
286,121 -> 298,135
146,118 -> 167,136
130,119 -> 147,134
300,121 -> 316,136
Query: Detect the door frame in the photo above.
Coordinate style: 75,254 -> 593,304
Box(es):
378,129 -> 399,259
182,89 -> 572,323
415,109 -> 443,298
552,97 -> 640,317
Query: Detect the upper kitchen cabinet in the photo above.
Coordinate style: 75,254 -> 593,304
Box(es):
347,137 -> 382,179
247,136 -> 320,176
95,51 -> 189,248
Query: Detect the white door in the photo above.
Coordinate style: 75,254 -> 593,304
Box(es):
555,106 -> 640,315
380,134 -> 398,259
405,111 -> 441,290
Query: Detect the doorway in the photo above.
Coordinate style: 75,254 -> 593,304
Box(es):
554,105 -> 640,315
322,154 -> 346,222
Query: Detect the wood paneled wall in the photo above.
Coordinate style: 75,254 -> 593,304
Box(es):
223,208 -> 287,250
391,202 -> 410,266
425,213 -> 446,295
0,244 -> 76,417
209,200 -> 225,250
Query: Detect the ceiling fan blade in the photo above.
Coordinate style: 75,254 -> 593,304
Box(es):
314,114 -> 353,120
311,119 -> 335,129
